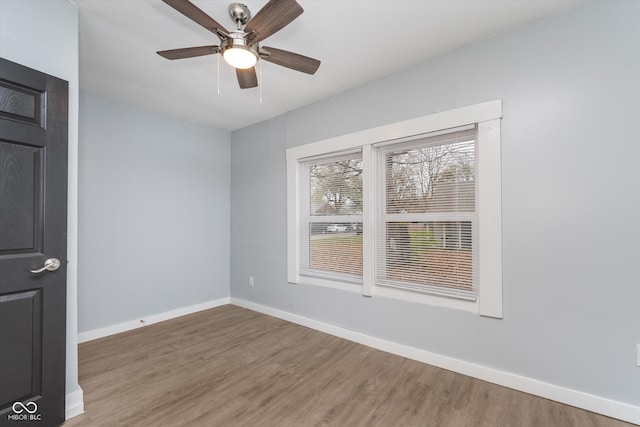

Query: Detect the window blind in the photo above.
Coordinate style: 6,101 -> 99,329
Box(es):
375,127 -> 477,300
300,152 -> 363,283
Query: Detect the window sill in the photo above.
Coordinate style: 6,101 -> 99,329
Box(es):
297,275 -> 362,294
296,275 -> 479,314
374,285 -> 479,314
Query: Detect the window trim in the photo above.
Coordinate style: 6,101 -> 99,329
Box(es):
287,100 -> 503,318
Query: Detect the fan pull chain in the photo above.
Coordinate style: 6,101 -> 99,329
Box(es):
259,60 -> 263,104
217,54 -> 220,97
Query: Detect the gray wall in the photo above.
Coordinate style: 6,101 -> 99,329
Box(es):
231,1 -> 640,406
78,91 -> 231,332
0,0 -> 82,402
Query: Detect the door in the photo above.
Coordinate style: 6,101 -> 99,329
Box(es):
0,58 -> 68,426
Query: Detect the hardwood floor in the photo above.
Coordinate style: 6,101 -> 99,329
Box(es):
63,305 -> 632,427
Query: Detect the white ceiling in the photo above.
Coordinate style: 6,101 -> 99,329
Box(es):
76,0 -> 581,131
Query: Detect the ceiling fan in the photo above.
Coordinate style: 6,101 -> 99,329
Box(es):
157,0 -> 321,89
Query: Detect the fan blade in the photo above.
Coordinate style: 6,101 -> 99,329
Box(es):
157,45 -> 219,60
162,0 -> 228,39
261,46 -> 320,75
236,67 -> 258,89
245,0 -> 303,42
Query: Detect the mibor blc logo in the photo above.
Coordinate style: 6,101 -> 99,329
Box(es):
7,401 -> 42,421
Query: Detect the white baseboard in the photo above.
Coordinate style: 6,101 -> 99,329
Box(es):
78,298 -> 230,343
230,297 -> 640,426
65,388 -> 84,420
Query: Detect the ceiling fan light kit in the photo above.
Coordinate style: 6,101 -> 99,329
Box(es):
221,37 -> 258,69
157,0 -> 321,89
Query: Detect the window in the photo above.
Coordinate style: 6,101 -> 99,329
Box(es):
300,152 -> 363,284
287,100 -> 502,317
375,126 -> 477,300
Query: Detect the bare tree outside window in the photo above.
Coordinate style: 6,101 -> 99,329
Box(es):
386,140 -> 475,214
310,159 -> 363,216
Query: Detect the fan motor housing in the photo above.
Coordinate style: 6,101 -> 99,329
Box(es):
229,3 -> 251,27
221,33 -> 258,54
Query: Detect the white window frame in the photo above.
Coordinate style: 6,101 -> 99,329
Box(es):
286,100 -> 503,318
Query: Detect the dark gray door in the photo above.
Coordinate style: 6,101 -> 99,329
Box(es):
0,58 -> 68,426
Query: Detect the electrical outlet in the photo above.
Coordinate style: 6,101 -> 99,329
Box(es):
636,344 -> 640,367
249,276 -> 254,287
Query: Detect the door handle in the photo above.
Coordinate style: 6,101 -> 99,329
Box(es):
30,258 -> 61,274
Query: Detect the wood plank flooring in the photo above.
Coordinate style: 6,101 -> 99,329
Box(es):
63,305 -> 633,427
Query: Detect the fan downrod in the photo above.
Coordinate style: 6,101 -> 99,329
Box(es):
229,3 -> 251,28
